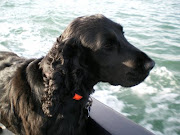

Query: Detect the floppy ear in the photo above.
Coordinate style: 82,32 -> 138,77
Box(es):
61,38 -> 91,94
62,38 -> 98,92
39,37 -> 89,117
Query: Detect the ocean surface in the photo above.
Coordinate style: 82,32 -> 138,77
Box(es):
0,0 -> 180,135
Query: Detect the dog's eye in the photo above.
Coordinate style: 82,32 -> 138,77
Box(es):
103,44 -> 113,51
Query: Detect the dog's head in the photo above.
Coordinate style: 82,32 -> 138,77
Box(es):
60,14 -> 155,87
40,14 -> 155,116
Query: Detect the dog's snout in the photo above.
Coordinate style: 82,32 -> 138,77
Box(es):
144,60 -> 155,71
134,51 -> 155,72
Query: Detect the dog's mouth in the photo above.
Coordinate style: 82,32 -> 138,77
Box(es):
109,71 -> 150,87
127,71 -> 149,85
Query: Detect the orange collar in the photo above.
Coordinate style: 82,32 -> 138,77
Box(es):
73,93 -> 83,100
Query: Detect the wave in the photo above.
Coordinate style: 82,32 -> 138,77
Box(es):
93,66 -> 180,135
0,45 -> 9,51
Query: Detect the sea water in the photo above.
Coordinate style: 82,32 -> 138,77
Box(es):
0,0 -> 180,135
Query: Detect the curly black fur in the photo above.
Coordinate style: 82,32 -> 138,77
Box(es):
39,36 -> 93,117
0,14 -> 154,135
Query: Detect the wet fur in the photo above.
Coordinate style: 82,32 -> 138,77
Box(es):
0,14 -> 154,135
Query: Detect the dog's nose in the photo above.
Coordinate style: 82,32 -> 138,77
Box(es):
144,60 -> 155,71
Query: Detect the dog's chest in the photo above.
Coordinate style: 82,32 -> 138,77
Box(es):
45,113 -> 86,135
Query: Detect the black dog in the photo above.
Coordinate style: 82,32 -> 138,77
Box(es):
0,14 -> 155,135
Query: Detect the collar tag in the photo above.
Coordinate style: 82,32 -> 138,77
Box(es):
73,93 -> 83,100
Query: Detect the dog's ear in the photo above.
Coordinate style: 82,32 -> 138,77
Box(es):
40,37 -> 90,117
61,38 -> 90,91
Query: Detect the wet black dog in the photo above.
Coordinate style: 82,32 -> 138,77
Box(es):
0,14 -> 154,135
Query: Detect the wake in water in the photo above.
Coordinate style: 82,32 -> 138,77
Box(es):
0,45 -> 9,51
93,67 -> 180,135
